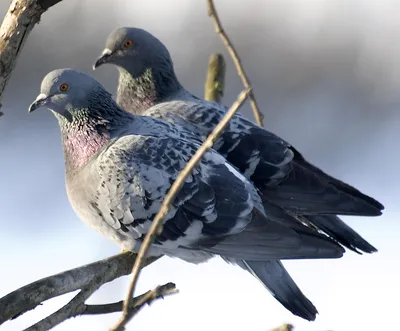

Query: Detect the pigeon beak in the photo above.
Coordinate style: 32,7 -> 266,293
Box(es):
28,93 -> 49,113
93,48 -> 113,70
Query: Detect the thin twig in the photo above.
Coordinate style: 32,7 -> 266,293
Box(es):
23,282 -> 177,331
204,53 -> 226,102
206,0 -> 264,127
111,88 -> 251,331
83,283 -> 177,315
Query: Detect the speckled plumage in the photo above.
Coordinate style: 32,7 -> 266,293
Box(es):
92,27 -> 385,320
30,68 -> 347,321
94,27 -> 383,256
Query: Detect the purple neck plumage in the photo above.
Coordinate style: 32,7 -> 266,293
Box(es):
62,123 -> 110,171
56,86 -> 135,173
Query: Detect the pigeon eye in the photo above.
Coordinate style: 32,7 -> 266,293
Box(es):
123,40 -> 134,48
59,83 -> 69,92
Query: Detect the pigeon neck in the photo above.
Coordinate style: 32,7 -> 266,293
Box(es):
116,66 -> 182,115
62,121 -> 110,171
61,107 -> 132,171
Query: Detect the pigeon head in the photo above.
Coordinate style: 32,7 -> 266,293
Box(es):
93,27 -> 172,76
29,68 -> 133,169
29,68 -> 120,122
29,69 -> 105,117
93,27 -> 183,114
29,68 -> 134,133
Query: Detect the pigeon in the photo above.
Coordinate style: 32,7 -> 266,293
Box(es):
29,68 -> 346,321
93,26 -> 383,254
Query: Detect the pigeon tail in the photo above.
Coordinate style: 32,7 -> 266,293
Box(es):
244,260 -> 318,321
291,149 -> 384,216
303,214 -> 377,254
198,208 -> 345,261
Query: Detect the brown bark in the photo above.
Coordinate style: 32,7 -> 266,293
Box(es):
0,0 -> 64,116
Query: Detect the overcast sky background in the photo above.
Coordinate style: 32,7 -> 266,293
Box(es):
0,0 -> 399,330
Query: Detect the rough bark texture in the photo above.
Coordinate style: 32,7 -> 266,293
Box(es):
0,0 -> 64,116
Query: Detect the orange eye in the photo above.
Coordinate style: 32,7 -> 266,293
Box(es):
59,83 -> 69,92
123,40 -> 134,48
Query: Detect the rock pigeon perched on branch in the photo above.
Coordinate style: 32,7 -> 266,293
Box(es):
29,69 -> 345,321
93,27 -> 383,255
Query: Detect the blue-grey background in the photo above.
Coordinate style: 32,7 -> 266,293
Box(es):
0,0 -> 398,330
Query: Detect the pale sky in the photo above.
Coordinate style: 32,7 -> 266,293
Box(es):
0,1 -> 399,330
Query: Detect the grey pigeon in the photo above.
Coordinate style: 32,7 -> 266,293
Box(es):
93,27 -> 383,255
29,69 -> 346,321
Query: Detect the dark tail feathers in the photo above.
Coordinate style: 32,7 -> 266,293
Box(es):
244,260 -> 318,321
293,149 -> 384,216
302,214 -> 377,254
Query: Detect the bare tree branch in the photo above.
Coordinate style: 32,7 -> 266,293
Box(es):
0,252 -> 160,326
0,0 -> 65,116
204,53 -> 226,102
111,87 -> 251,331
206,0 -> 264,127
24,278 -> 103,331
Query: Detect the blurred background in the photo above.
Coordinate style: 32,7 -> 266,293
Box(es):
0,0 -> 399,330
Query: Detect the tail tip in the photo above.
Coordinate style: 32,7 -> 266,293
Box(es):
370,199 -> 384,215
294,304 -> 318,321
